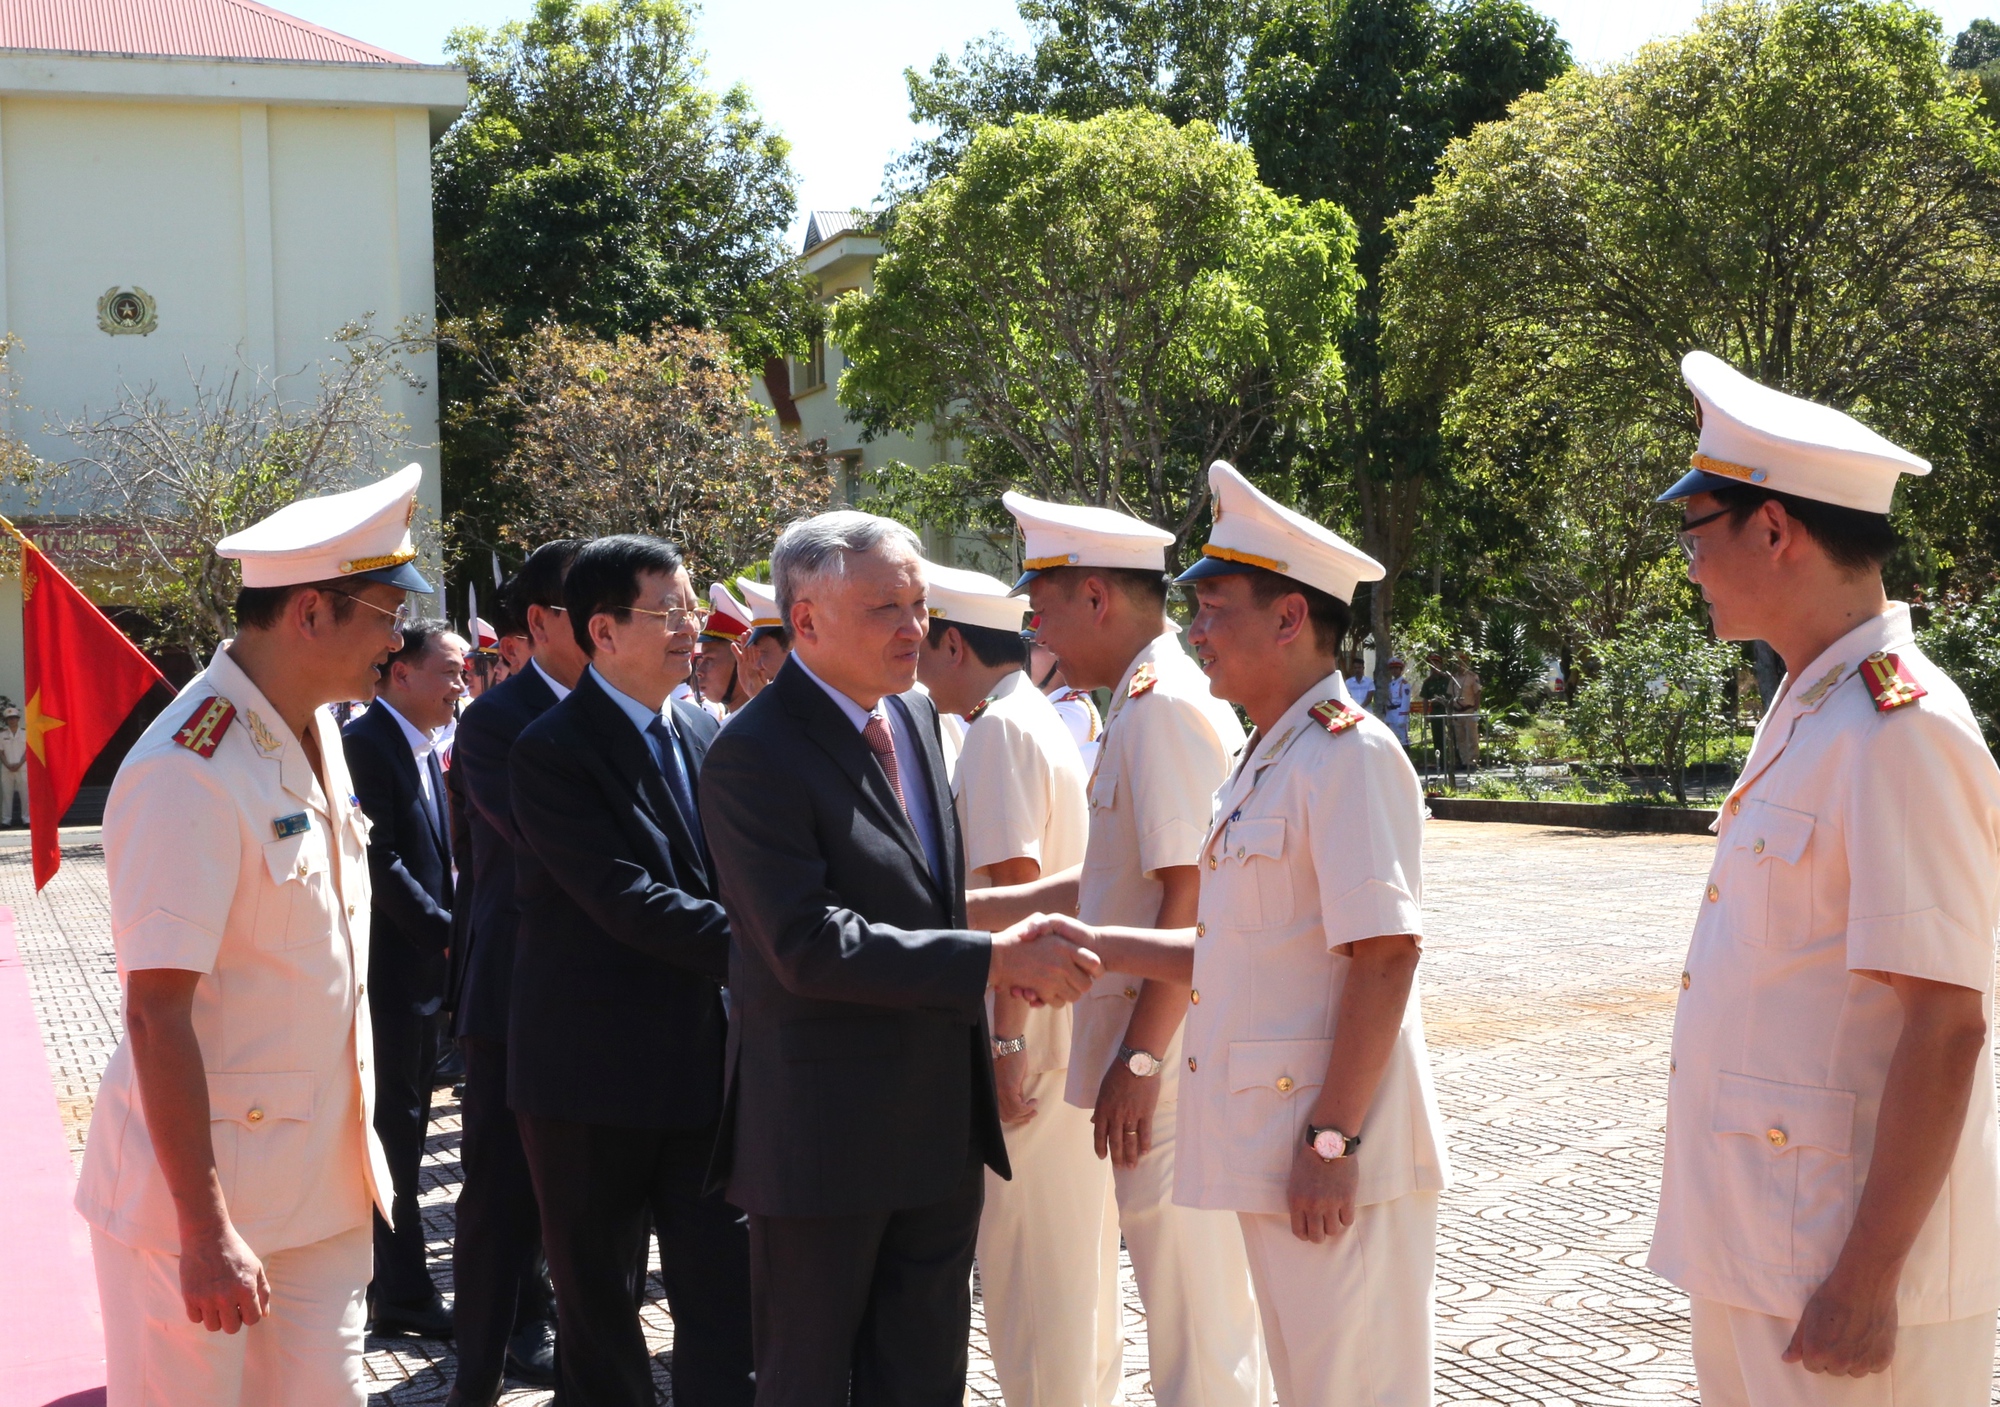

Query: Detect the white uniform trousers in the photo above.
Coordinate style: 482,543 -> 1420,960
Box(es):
1,764 -> 26,824
979,1071 -> 1124,1407
1237,1191 -> 1437,1407
1115,1097 -> 1270,1407
1690,1297 -> 1994,1407
93,1223 -> 370,1407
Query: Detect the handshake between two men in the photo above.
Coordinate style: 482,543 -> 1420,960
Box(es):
985,912 -> 1194,1007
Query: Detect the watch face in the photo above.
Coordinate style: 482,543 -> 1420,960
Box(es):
1126,1051 -> 1158,1077
1312,1129 -> 1346,1160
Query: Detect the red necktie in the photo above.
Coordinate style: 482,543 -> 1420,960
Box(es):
861,713 -> 908,817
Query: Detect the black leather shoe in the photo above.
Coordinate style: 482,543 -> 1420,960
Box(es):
370,1292 -> 454,1339
506,1318 -> 558,1386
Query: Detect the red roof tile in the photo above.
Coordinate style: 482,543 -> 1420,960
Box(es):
0,0 -> 417,66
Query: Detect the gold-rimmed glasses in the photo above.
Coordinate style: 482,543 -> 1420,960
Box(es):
328,590 -> 418,631
622,605 -> 709,632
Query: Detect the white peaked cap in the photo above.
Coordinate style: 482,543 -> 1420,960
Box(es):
216,463 -> 433,592
736,577 -> 782,628
1177,460 -> 1384,604
1658,351 -> 1929,514
1001,490 -> 1176,593
702,582 -> 753,641
922,560 -> 1032,633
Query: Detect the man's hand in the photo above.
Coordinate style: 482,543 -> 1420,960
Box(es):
989,914 -> 1100,1007
995,1047 -> 1038,1124
731,640 -> 771,698
1287,1142 -> 1358,1243
1092,1062 -> 1161,1169
1783,1267 -> 1898,1377
178,1218 -> 271,1333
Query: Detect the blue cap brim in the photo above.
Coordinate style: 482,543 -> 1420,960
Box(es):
1657,468 -> 1746,504
352,561 -> 435,593
1008,569 -> 1044,596
1173,554 -> 1257,585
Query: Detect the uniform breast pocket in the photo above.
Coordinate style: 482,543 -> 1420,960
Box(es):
1723,802 -> 1816,948
206,1070 -> 314,1227
1214,817 -> 1293,929
1709,1072 -> 1855,1275
1227,1038 -> 1331,1177
255,830 -> 335,950
1089,766 -> 1119,816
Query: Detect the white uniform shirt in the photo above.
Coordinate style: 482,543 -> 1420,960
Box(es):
0,723 -> 25,767
1048,686 -> 1103,774
1175,672 -> 1449,1214
953,670 -> 1091,1076
76,647 -> 391,1257
1649,605 -> 2000,1324
1065,630 -> 1246,1109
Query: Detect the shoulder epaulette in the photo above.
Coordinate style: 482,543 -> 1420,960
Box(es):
1861,652 -> 1926,713
174,696 -> 237,758
1308,698 -> 1365,735
966,694 -> 995,723
1127,663 -> 1158,699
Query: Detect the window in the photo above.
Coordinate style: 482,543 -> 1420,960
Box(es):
795,334 -> 826,392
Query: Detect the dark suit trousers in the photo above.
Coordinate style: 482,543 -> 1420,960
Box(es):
451,1037 -> 554,1400
747,1158 -> 984,1407
370,994 -> 440,1305
518,1113 -> 753,1407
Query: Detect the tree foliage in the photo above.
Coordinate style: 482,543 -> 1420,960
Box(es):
835,109 -> 1359,552
893,0 -> 1255,192
35,321 -> 430,659
487,323 -> 831,586
433,0 -> 809,567
1239,0 -> 1568,676
1385,0 -> 2000,649
1569,617 -> 1739,804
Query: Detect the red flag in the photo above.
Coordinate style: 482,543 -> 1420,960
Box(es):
19,538 -> 168,888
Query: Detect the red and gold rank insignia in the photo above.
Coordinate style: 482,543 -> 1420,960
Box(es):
173,696 -> 237,758
966,694 -> 995,723
1308,698 -> 1365,735
1861,652 -> 1926,713
1127,663 -> 1159,698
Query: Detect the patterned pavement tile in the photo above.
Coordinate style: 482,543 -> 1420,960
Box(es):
11,820 -> 1999,1404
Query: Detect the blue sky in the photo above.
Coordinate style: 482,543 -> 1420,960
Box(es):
286,0 -> 2000,243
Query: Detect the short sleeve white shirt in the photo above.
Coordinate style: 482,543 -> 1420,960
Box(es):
1649,604 -> 2000,1324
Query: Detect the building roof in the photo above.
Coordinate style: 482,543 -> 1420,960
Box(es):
803,209 -> 882,254
0,0 -> 417,66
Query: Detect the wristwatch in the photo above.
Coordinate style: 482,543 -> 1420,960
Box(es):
991,1035 -> 1027,1059
1305,1124 -> 1360,1161
1119,1045 -> 1162,1078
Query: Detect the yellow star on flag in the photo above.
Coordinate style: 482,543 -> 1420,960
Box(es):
25,687 -> 64,765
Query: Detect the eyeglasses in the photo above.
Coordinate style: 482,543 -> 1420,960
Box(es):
621,605 -> 709,632
1676,506 -> 1734,561
328,591 -> 417,631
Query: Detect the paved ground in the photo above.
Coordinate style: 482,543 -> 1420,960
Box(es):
11,820 -> 1997,1404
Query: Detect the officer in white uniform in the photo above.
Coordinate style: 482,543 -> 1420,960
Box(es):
1650,351 -> 2000,1404
916,561 -> 1118,1407
76,467 -> 433,1407
1003,491 -> 1268,1407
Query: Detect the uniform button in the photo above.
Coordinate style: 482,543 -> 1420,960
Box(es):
1730,798 -> 1741,815
1753,839 -> 1765,854
1123,986 -> 1138,1000
1275,1076 -> 1294,1094
1681,971 -> 1690,990
1195,921 -> 1206,937
358,1059 -> 366,1073
1208,856 -> 1216,870
246,1107 -> 264,1124
357,983 -> 365,998
296,860 -> 308,877
1767,1127 -> 1787,1148
1190,989 -> 1200,1004
347,903 -> 357,917
1706,884 -> 1719,902
1670,1057 -> 1677,1073
1187,1056 -> 1197,1072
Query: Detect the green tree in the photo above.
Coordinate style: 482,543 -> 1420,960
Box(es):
1569,618 -> 1739,804
1386,0 -> 2000,655
1950,17 -> 2000,112
1238,0 -> 1569,693
894,0 -> 1256,192
434,0 -> 809,566
836,110 -> 1359,549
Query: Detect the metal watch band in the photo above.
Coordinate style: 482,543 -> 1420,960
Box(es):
991,1035 -> 1028,1059
1119,1045 -> 1162,1077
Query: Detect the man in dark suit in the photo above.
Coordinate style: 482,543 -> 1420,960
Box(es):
509,535 -> 752,1407
444,542 -> 584,1405
699,512 -> 1103,1407
342,620 -> 468,1338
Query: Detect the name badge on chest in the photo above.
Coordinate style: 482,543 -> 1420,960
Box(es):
272,812 -> 312,840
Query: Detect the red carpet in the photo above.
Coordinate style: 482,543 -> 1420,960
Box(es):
0,906 -> 106,1405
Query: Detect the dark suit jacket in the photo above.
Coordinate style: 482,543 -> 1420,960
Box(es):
343,702 -> 453,1012
508,670 -> 731,1130
700,657 -> 1005,1219
449,665 -> 561,1043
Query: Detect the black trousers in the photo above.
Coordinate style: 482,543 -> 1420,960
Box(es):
450,1037 -> 555,1401
747,1158 -> 984,1407
370,994 -> 440,1306
517,1113 -> 753,1407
